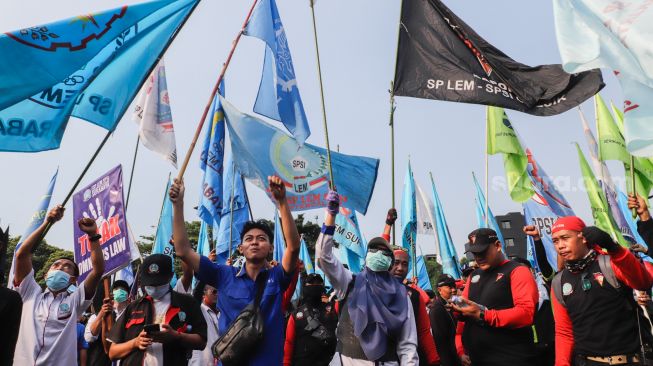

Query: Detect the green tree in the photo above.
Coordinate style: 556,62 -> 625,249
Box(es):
425,255 -> 443,290
2,236 -> 73,288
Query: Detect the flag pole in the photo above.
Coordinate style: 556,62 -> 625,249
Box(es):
177,0 -> 259,180
125,136 -> 141,211
242,175 -> 255,221
390,81 -> 397,246
631,155 -> 637,219
39,0 -> 201,241
228,161 -> 237,258
389,0 -> 404,247
309,0 -> 335,189
485,107 -> 489,226
153,173 -> 172,246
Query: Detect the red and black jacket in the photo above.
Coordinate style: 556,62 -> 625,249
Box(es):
107,291 -> 207,366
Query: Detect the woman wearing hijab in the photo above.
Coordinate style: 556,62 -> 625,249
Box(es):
315,190 -> 418,366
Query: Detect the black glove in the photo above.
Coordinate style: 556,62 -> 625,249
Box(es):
386,208 -> 398,226
582,226 -> 620,252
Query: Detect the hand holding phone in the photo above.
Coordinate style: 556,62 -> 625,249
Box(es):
144,324 -> 161,334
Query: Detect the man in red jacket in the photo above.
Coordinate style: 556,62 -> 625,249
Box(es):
550,216 -> 653,366
453,228 -> 538,366
391,249 -> 440,365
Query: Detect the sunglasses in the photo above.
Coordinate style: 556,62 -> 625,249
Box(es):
368,247 -> 392,257
205,289 -> 218,294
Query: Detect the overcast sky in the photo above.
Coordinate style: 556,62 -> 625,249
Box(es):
0,0 -> 627,258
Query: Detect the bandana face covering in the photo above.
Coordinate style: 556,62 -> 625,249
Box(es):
564,250 -> 598,274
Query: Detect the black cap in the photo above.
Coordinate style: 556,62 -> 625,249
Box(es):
464,228 -> 499,254
112,280 -> 130,291
436,274 -> 456,288
140,254 -> 173,286
367,237 -> 392,252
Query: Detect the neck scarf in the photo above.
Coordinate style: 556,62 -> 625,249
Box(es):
348,268 -> 408,361
564,250 -> 598,273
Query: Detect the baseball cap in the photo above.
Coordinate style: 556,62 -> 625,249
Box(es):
436,274 -> 456,288
112,280 -> 130,291
367,237 -> 392,252
464,228 -> 499,254
140,254 -> 174,286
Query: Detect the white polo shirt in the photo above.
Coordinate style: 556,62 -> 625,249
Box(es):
10,269 -> 92,366
189,303 -> 220,366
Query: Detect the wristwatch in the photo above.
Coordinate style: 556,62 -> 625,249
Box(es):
478,305 -> 488,325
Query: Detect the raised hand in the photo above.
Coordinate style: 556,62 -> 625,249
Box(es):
628,194 -> 651,221
386,208 -> 398,226
46,205 -> 65,224
78,217 -> 99,236
523,225 -> 540,241
169,178 -> 185,205
268,176 -> 286,204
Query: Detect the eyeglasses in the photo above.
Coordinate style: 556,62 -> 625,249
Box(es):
205,289 -> 218,294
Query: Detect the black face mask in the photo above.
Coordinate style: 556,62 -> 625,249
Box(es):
302,285 -> 324,304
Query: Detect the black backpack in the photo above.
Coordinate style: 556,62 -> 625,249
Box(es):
211,271 -> 269,366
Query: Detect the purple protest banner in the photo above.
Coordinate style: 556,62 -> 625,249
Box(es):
73,165 -> 132,282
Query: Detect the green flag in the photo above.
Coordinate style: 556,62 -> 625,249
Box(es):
487,106 -> 533,202
596,94 -> 629,163
576,143 -> 629,247
609,101 -> 653,198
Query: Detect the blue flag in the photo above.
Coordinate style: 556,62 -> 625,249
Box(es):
215,158 -> 250,255
522,149 -> 575,269
401,162 -> 417,253
197,221 -> 210,257
244,0 -> 310,145
7,169 -> 58,285
152,179 -> 176,285
221,97 -> 379,214
472,173 -> 505,247
0,0 -> 198,152
315,251 -> 332,291
414,255 -> 433,291
430,176 -> 462,279
299,237 -> 314,274
199,83 -> 226,226
273,210 -> 286,262
334,207 -> 367,259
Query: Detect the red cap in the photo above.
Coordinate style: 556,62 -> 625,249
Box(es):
551,216 -> 586,234
393,249 -> 408,258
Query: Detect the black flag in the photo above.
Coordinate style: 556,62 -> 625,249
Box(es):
393,0 -> 604,116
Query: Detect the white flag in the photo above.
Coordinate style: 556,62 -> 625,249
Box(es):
133,60 -> 178,167
416,183 -> 436,236
553,0 -> 653,155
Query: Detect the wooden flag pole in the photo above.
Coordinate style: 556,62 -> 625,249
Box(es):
309,0 -> 335,189
100,277 -> 113,355
176,0 -> 260,180
125,136 -> 141,211
631,155 -> 638,219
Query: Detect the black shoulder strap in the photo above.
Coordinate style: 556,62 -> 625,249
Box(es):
597,254 -> 621,289
253,271 -> 270,308
552,271 -> 565,307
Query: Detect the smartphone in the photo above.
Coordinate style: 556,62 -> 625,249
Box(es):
143,324 -> 161,334
450,295 -> 467,308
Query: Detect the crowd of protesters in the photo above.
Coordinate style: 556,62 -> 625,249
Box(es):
2,179 -> 653,366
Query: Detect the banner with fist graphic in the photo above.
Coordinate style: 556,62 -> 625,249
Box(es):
73,165 -> 132,282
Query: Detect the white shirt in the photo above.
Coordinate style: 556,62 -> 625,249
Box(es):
142,291 -> 171,366
173,279 -> 193,295
189,303 -> 220,366
10,269 -> 92,366
316,233 -> 419,366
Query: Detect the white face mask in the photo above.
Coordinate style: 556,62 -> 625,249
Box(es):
144,284 -> 170,300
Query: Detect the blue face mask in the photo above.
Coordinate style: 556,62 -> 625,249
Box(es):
113,289 -> 129,303
45,270 -> 71,292
366,251 -> 392,272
